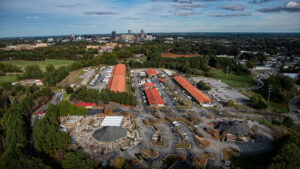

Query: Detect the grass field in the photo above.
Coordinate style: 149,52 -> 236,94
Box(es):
209,69 -> 256,88
267,101 -> 288,114
0,59 -> 74,71
57,69 -> 84,88
0,74 -> 17,84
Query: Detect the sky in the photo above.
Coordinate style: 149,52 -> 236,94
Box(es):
0,0 -> 300,37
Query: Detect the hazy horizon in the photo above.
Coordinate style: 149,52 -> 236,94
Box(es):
1,0 -> 300,37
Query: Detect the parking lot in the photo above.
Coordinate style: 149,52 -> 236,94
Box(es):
88,66 -> 113,91
192,77 -> 249,103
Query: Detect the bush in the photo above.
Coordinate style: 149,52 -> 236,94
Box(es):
66,87 -> 74,94
283,117 -> 294,128
196,81 -> 211,91
249,94 -> 267,109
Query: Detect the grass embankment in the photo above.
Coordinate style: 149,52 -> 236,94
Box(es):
209,69 -> 256,88
57,69 -> 84,88
0,59 -> 74,71
0,74 -> 17,84
267,101 -> 288,114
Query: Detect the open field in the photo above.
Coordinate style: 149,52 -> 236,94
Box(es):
0,74 -> 17,85
209,69 -> 256,88
0,59 -> 74,71
57,69 -> 84,88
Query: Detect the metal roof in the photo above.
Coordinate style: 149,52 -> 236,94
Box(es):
146,69 -> 158,76
100,116 -> 123,127
92,126 -> 126,142
106,64 -> 126,92
145,88 -> 164,105
173,76 -> 211,104
218,121 -> 250,135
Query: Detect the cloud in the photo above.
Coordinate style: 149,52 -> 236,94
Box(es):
84,11 -> 118,15
175,3 -> 204,10
218,4 -> 245,11
55,5 -> 77,9
257,1 -> 300,12
248,0 -> 274,4
208,13 -> 251,17
25,16 -> 39,19
174,0 -> 192,3
173,11 -> 201,16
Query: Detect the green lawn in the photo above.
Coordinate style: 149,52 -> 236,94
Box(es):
0,74 -> 17,84
0,59 -> 74,71
267,101 -> 289,114
209,69 -> 256,88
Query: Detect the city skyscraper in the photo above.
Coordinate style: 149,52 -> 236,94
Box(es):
140,29 -> 145,38
128,30 -> 132,35
112,30 -> 116,40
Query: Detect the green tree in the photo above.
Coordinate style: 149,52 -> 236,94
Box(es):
249,94 -> 267,109
22,65 -> 43,79
33,104 -> 71,156
196,81 -> 211,91
66,87 -> 74,94
62,150 -> 94,169
283,117 -> 294,128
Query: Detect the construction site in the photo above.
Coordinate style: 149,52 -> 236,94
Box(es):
60,114 -> 142,157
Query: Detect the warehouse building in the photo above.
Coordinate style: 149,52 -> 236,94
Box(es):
173,76 -> 211,104
106,64 -> 126,92
146,69 -> 158,78
144,88 -> 164,107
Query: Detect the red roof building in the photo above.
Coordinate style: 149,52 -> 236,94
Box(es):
144,88 -> 164,106
173,76 -> 211,104
146,69 -> 158,77
75,102 -> 95,108
159,79 -> 165,83
143,82 -> 154,89
107,64 -> 126,92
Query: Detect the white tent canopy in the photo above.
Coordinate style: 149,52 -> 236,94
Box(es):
100,116 -> 123,127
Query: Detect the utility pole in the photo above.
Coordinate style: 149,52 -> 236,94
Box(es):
226,66 -> 229,79
268,84 -> 272,102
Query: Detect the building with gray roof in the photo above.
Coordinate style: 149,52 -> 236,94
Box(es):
217,121 -> 250,136
92,126 -> 126,143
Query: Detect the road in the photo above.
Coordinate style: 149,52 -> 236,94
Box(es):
31,91 -> 64,126
287,95 -> 300,124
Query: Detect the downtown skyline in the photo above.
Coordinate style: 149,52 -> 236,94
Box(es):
0,0 -> 300,37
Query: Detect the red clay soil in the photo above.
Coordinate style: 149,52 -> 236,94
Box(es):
161,53 -> 197,58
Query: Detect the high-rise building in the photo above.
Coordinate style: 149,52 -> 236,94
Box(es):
112,31 -> 116,40
140,29 -> 145,38
128,30 -> 132,35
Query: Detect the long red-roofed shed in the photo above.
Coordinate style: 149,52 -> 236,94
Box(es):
106,64 -> 126,92
144,88 -> 164,106
173,76 -> 211,104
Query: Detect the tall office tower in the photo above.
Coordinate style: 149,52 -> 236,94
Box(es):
112,31 -> 116,40
128,30 -> 132,35
140,29 -> 145,38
